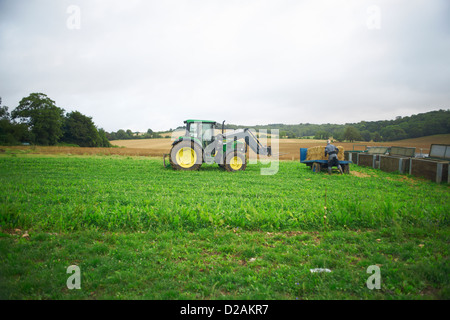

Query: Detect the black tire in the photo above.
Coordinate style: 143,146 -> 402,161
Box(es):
224,151 -> 247,172
169,140 -> 203,171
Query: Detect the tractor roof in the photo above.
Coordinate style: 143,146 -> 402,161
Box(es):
184,119 -> 217,124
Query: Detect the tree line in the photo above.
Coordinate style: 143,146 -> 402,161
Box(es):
105,129 -> 162,141
227,109 -> 450,142
0,93 -> 111,147
2,93 -> 448,146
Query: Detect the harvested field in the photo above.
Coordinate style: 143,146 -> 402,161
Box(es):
1,145 -> 165,157
112,133 -> 450,160
2,134 -> 449,160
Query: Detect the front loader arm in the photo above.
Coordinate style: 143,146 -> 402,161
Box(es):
223,129 -> 272,156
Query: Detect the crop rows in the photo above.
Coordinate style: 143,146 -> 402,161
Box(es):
1,155 -> 449,233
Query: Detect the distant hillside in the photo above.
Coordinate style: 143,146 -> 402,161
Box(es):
387,133 -> 450,147
224,109 -> 450,142
111,109 -> 450,143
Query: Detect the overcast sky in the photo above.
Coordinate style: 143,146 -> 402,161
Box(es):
1,0 -> 449,132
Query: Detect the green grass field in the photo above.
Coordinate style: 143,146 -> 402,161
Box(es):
0,154 -> 449,300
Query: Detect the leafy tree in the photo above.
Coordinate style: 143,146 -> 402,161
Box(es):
11,93 -> 64,145
0,97 -> 9,120
380,125 -> 407,141
372,132 -> 382,142
286,131 -> 296,138
0,98 -> 14,144
360,130 -> 372,142
314,130 -> 330,140
0,98 -> 31,145
115,129 -> 128,140
62,111 -> 102,147
407,125 -> 423,139
333,129 -> 345,142
98,128 -> 112,147
126,129 -> 134,138
343,126 -> 362,142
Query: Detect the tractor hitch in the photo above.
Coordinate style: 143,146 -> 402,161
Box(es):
163,154 -> 171,168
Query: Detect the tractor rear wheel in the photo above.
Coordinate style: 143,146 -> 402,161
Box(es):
224,151 -> 247,172
169,140 -> 203,171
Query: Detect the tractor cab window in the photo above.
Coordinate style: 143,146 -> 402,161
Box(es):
188,122 -> 215,144
188,122 -> 200,139
202,123 -> 214,143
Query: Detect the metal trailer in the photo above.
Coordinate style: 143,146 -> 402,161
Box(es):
409,144 -> 450,183
357,146 -> 390,169
379,146 -> 416,174
344,144 -> 368,163
300,148 -> 352,173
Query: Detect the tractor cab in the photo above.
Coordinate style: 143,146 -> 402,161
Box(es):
184,120 -> 217,148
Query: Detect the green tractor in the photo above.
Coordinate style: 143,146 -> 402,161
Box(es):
164,120 -> 272,172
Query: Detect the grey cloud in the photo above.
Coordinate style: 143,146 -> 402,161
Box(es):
1,0 -> 449,132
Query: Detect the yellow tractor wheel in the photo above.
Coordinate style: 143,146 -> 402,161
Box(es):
169,141 -> 202,171
224,151 -> 247,172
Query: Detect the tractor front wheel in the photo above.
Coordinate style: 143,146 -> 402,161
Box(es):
169,141 -> 203,171
224,151 -> 247,172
